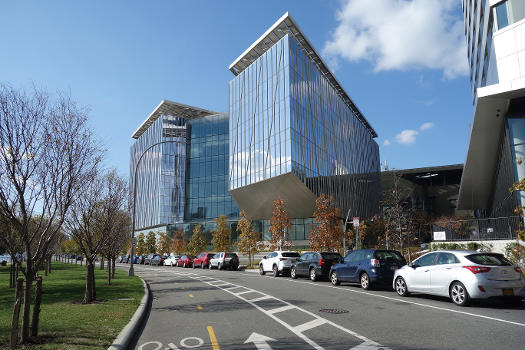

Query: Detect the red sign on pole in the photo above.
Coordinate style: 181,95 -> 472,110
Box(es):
352,217 -> 360,227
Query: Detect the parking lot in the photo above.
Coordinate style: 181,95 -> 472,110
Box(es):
120,263 -> 525,350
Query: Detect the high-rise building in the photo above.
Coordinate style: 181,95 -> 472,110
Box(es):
130,13 -> 380,245
458,0 -> 524,217
228,12 -> 380,221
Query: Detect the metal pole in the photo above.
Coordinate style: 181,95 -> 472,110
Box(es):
344,208 -> 351,253
129,139 -> 183,277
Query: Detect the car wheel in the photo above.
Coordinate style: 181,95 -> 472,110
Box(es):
192,263 -> 196,269
290,267 -> 297,279
202,263 -> 206,269
170,262 -> 174,267
209,263 -> 213,270
183,263 -> 186,268
330,271 -> 340,286
218,263 -> 223,270
272,265 -> 279,277
450,281 -> 470,306
309,268 -> 317,282
395,277 -> 409,297
259,265 -> 265,275
360,272 -> 371,290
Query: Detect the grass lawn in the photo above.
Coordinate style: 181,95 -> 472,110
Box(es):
0,261 -> 143,350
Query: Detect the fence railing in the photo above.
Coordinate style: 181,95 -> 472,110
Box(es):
432,216 -> 522,241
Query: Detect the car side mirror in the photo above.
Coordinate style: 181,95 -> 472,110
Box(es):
263,256 -> 267,259
409,262 -> 419,269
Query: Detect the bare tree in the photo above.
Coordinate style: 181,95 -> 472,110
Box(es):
0,85 -> 102,343
101,209 -> 130,283
66,170 -> 127,303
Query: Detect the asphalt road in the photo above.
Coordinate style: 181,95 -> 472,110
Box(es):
119,263 -> 525,350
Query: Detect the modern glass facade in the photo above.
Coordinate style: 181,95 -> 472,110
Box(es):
229,33 -> 380,220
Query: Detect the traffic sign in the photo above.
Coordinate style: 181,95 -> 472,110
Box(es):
352,217 -> 359,227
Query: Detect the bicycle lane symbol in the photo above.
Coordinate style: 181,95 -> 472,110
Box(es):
138,325 -> 219,350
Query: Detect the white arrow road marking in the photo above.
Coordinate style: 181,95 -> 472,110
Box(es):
244,332 -> 276,350
349,340 -> 387,350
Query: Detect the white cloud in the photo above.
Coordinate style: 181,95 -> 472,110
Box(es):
420,122 -> 435,131
395,129 -> 419,144
383,139 -> 391,146
323,0 -> 468,79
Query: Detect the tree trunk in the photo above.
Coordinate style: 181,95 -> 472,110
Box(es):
111,258 -> 116,279
84,261 -> 94,303
100,256 -> 104,270
21,273 -> 33,343
92,262 -> 97,300
407,246 -> 412,263
30,277 -> 43,337
10,278 -> 24,349
107,258 -> 111,285
10,261 -> 15,288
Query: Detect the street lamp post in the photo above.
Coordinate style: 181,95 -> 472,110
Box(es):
129,139 -> 183,277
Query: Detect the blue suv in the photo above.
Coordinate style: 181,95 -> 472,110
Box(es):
329,249 -> 406,290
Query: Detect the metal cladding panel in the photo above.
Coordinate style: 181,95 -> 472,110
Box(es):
229,172 -> 316,220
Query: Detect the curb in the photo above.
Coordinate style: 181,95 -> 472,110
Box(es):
107,277 -> 151,350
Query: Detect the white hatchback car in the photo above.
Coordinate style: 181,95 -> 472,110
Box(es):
393,250 -> 525,306
259,251 -> 301,277
164,254 -> 181,267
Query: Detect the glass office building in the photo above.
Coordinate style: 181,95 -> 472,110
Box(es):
131,101 -> 239,238
229,13 -> 380,222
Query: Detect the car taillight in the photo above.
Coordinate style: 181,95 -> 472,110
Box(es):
318,258 -> 326,266
515,267 -> 522,273
280,258 -> 287,261
463,266 -> 491,274
370,259 -> 380,267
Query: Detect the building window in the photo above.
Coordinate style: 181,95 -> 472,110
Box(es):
495,0 -> 525,30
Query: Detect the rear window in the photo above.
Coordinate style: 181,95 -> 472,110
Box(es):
225,253 -> 237,258
321,253 -> 342,262
374,250 -> 406,263
282,252 -> 300,257
465,253 -> 512,266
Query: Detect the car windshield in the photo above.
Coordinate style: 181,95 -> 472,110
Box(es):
321,253 -> 342,261
282,252 -> 300,257
465,253 -> 512,266
225,253 -> 237,258
374,250 -> 405,263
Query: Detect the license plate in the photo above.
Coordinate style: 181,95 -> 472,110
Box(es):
503,288 -> 514,296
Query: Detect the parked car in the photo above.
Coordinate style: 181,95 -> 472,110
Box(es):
76,255 -> 83,261
393,250 -> 525,306
330,249 -> 406,290
259,251 -> 301,277
144,253 -> 158,265
164,254 -> 181,267
177,255 -> 196,268
209,252 -> 239,270
291,252 -> 342,281
193,252 -> 216,269
151,255 -> 166,266
137,255 -> 146,264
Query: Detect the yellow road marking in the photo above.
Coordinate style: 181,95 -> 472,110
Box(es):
197,305 -> 203,310
189,294 -> 194,298
207,326 -> 220,350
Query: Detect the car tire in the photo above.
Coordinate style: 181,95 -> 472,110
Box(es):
170,262 -> 174,267
259,265 -> 265,275
450,281 -> 470,306
183,263 -> 187,268
202,263 -> 206,269
395,277 -> 409,297
192,263 -> 196,269
291,267 -> 297,279
272,265 -> 279,277
360,272 -> 371,290
209,263 -> 213,270
330,271 -> 340,286
218,263 -> 223,270
309,268 -> 317,282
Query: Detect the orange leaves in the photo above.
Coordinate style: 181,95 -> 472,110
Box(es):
269,197 -> 292,250
170,230 -> 187,255
309,194 -> 343,251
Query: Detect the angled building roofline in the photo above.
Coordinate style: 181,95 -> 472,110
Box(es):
132,100 -> 218,139
229,12 -> 378,138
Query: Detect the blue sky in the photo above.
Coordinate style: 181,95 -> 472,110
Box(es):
0,0 -> 473,177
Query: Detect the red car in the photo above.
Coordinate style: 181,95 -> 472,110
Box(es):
177,255 -> 196,268
193,252 -> 216,269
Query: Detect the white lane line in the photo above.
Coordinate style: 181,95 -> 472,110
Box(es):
188,272 -> 390,350
247,295 -> 273,303
293,319 -> 327,333
267,305 -> 296,315
241,272 -> 525,328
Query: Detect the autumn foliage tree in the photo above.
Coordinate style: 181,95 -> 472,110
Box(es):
507,178 -> 525,268
186,225 -> 207,256
212,215 -> 231,252
156,232 -> 171,255
170,229 -> 187,255
309,194 -> 343,251
236,210 -> 261,266
136,232 -> 146,255
145,231 -> 157,254
269,197 -> 292,250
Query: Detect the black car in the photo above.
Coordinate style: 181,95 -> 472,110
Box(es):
144,253 -> 158,265
330,249 -> 406,290
291,252 -> 342,281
